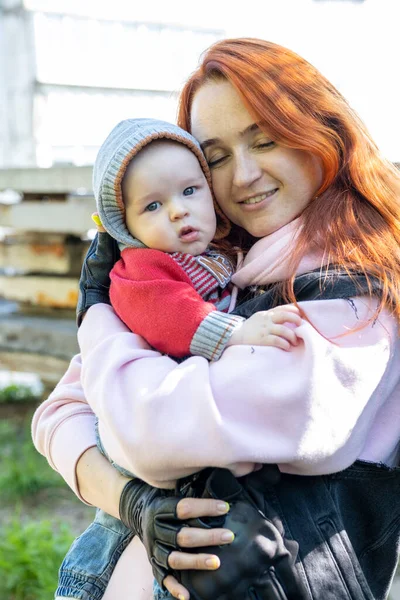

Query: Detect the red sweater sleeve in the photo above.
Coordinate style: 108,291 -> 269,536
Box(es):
109,248 -> 215,357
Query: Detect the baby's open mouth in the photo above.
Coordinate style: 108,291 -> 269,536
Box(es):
179,226 -> 199,242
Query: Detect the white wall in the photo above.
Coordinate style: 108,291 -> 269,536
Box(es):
0,1 -> 37,166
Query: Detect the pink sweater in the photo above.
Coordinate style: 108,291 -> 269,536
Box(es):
32,222 -> 400,498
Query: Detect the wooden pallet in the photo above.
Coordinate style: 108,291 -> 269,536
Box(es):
0,194 -> 96,235
0,169 -> 95,385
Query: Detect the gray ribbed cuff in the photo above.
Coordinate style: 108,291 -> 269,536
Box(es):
190,311 -> 245,361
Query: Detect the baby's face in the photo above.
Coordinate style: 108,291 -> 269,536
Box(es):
122,140 -> 217,255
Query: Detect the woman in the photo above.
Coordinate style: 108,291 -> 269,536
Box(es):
32,38 -> 400,600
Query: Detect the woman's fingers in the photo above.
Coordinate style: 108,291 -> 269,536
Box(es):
166,549 -> 221,599
161,499 -> 234,598
163,549 -> 225,598
177,526 -> 234,548
163,575 -> 190,600
168,551 -> 221,570
176,497 -> 230,519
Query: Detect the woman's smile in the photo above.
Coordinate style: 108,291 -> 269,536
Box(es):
238,188 -> 279,207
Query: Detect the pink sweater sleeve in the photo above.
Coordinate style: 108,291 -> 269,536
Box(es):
77,300 -> 400,488
31,354 -> 97,502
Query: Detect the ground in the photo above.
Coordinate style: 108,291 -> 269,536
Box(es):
0,400 -> 94,535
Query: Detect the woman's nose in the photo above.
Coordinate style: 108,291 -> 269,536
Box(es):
233,152 -> 262,189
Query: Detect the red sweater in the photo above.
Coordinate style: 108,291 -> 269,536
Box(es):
110,248 -> 233,357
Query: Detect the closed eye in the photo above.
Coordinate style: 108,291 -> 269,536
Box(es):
208,155 -> 228,168
255,141 -> 275,149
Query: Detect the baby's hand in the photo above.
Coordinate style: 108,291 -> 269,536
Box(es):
227,305 -> 302,351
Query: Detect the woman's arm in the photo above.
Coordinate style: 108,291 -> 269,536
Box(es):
31,354 -> 139,515
79,298 -> 399,487
75,447 -> 128,517
31,354 -> 97,502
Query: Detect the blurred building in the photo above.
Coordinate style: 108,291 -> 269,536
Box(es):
1,0 -> 399,167
0,0 -> 224,168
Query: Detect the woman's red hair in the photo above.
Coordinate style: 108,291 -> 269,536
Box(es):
177,38 -> 400,322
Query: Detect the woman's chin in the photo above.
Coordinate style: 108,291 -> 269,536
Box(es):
243,220 -> 279,239
241,214 -> 301,239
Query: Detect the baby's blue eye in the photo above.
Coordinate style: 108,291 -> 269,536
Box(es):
145,201 -> 161,212
183,186 -> 195,196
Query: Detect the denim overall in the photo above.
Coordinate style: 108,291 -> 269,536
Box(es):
57,269 -> 400,600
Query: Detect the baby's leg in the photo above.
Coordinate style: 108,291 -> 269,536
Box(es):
103,535 -> 154,600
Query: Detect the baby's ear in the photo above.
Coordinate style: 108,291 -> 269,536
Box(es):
91,212 -> 106,233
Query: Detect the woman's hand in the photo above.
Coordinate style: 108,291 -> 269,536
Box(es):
120,469 -> 307,600
163,497 -> 234,600
119,479 -> 233,600
76,450 -> 232,597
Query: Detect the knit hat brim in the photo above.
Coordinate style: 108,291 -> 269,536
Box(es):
93,119 -> 230,248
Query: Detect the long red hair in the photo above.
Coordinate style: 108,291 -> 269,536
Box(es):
177,38 -> 400,322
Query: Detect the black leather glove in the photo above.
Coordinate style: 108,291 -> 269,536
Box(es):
77,231 -> 120,326
119,469 -> 307,600
179,467 -> 307,600
119,478 -> 182,586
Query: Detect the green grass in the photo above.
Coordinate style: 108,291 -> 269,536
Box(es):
0,383 -> 41,404
0,411 -> 93,600
0,417 -> 64,501
0,514 -> 74,600
0,415 -> 74,599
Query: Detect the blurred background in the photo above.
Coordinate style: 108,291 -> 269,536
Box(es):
0,0 -> 399,597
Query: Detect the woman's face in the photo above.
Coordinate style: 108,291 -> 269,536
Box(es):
190,79 -> 324,238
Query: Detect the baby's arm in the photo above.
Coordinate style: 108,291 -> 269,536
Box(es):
226,305 -> 301,351
110,248 -> 244,360
111,249 -> 301,359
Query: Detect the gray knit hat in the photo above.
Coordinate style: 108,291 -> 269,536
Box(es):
93,118 -> 227,249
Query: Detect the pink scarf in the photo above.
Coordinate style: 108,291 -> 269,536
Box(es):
232,218 -> 324,290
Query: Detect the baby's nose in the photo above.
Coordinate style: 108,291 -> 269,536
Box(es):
170,201 -> 189,220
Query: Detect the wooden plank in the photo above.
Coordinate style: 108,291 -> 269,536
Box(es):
0,351 -> 70,386
0,312 -> 78,358
0,166 -> 93,193
0,195 -> 96,235
0,234 -> 90,275
0,275 -> 79,308
0,237 -> 70,273
0,309 -> 77,387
